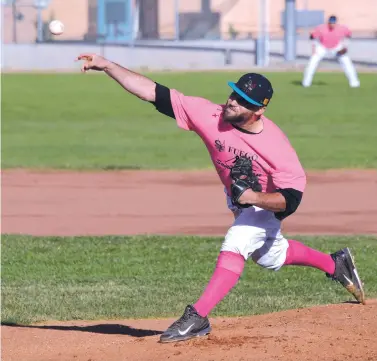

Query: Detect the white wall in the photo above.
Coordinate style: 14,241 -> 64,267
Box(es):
2,40 -> 376,72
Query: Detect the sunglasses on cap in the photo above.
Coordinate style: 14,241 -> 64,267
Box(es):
229,92 -> 263,111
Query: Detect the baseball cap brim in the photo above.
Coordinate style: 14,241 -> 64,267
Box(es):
227,81 -> 263,107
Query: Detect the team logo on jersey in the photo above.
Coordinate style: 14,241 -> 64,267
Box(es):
216,155 -> 262,179
215,144 -> 260,177
216,156 -> 238,171
227,146 -> 258,161
215,139 -> 226,152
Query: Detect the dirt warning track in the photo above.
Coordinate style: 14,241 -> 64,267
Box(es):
2,169 -> 377,237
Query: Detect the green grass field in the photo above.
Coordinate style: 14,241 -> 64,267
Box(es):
2,72 -> 377,325
2,235 -> 376,324
2,72 -> 377,170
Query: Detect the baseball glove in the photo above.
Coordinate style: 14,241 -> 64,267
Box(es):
230,156 -> 262,208
336,48 -> 347,56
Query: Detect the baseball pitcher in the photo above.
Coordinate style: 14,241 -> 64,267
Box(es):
302,15 -> 360,88
77,53 -> 365,343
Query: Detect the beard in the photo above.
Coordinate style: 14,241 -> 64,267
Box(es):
223,105 -> 250,124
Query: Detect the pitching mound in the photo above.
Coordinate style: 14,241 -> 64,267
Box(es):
2,300 -> 377,361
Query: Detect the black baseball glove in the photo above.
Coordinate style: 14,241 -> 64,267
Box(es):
230,156 -> 262,208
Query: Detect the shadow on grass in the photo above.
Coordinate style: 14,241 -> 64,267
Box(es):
1,322 -> 162,337
291,80 -> 328,86
342,300 -> 362,305
102,164 -> 142,170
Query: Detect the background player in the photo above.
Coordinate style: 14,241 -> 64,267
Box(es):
76,53 -> 365,344
302,15 -> 360,88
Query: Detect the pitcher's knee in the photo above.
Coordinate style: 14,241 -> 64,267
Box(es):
251,244 -> 288,271
253,255 -> 285,271
221,237 -> 249,260
221,226 -> 265,261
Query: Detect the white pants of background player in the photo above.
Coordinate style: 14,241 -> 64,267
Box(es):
302,42 -> 360,88
222,192 -> 289,271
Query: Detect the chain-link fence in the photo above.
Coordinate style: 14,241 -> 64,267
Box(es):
2,0 -> 377,44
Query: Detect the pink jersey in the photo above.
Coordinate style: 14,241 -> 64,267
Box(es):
170,89 -> 306,196
311,24 -> 351,49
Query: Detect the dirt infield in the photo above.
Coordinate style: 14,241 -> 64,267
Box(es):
2,169 -> 377,361
2,169 -> 377,236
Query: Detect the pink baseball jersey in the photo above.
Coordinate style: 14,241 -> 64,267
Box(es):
170,89 -> 306,196
311,24 -> 351,49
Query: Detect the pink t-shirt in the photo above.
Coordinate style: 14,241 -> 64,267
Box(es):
170,89 -> 306,196
311,24 -> 351,49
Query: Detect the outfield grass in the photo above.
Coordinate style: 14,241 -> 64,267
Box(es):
2,234 -> 376,324
2,72 -> 377,170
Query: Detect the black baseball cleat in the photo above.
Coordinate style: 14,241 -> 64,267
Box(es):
159,305 -> 211,343
326,247 -> 365,304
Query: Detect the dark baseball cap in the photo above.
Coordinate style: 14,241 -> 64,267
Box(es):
227,73 -> 274,107
328,15 -> 337,24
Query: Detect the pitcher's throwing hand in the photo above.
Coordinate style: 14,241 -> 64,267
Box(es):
76,54 -> 112,72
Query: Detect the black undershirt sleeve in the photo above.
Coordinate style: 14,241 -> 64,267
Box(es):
274,188 -> 303,221
150,82 -> 175,119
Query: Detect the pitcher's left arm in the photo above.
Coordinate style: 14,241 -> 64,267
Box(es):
236,188 -> 302,220
230,152 -> 306,220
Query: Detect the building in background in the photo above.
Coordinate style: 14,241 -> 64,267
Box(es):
2,0 -> 377,44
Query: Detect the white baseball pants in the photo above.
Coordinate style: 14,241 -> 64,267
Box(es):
222,193 -> 289,271
302,44 -> 360,87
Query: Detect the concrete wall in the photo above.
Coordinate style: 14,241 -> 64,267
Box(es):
2,39 -> 376,72
2,0 -> 377,44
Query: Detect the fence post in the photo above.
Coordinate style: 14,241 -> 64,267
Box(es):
256,0 -> 268,66
224,48 -> 231,65
284,0 -> 296,62
36,5 -> 43,42
174,0 -> 180,41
